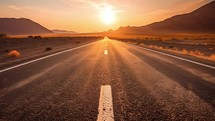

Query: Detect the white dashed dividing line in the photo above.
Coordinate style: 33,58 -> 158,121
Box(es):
104,50 -> 108,55
97,85 -> 114,121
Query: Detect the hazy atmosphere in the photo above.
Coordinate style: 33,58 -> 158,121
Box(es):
0,0 -> 213,32
0,0 -> 215,120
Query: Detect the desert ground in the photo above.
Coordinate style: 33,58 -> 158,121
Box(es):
1,33 -> 215,68
0,35 -> 103,69
107,33 -> 215,62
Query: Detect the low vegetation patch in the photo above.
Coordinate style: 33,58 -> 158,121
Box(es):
28,35 -> 34,38
4,49 -> 9,52
113,35 -> 215,62
7,50 -> 21,58
210,54 -> 215,61
45,47 -> 52,51
0,33 -> 7,38
144,44 -> 215,61
34,36 -> 42,39
27,35 -> 42,39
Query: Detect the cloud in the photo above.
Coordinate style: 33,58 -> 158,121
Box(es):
8,5 -> 35,12
8,5 -> 25,10
60,0 -> 119,11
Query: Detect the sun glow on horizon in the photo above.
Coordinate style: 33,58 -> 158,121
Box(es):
0,0 -> 212,32
101,6 -> 115,25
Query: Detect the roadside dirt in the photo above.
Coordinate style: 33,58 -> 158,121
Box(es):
0,36 -> 103,67
110,37 -> 215,62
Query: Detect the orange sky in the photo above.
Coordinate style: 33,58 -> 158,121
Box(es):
0,0 -> 213,33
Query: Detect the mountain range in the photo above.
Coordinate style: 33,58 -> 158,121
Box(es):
113,1 -> 215,34
0,18 -> 53,35
1,1 -> 215,35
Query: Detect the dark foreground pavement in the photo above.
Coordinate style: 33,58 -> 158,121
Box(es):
0,38 -> 214,120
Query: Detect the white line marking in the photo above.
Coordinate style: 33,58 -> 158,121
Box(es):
0,42 -> 95,73
104,50 -> 108,55
128,43 -> 215,70
97,85 -> 114,121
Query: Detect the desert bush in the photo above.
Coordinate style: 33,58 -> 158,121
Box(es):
149,45 -> 154,48
209,54 -> 215,61
181,49 -> 188,54
0,33 -> 7,38
28,35 -> 33,38
159,46 -> 164,49
4,49 -> 9,52
190,51 -> 203,56
168,45 -> 174,48
34,36 -> 42,39
45,47 -> 52,51
7,50 -> 21,57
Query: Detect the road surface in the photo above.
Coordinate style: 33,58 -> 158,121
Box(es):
0,37 -> 215,120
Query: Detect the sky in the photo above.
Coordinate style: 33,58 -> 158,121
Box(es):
0,0 -> 213,33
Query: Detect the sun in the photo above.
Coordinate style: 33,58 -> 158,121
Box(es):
101,6 -> 115,25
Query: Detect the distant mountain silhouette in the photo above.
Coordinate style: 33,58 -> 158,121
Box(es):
115,1 -> 215,34
0,18 -> 53,35
52,29 -> 77,34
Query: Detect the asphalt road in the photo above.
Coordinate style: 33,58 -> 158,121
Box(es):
0,37 -> 214,121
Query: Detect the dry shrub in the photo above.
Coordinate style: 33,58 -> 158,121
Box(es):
28,35 -> 33,38
149,45 -> 154,48
34,36 -> 42,39
181,49 -> 188,55
159,46 -> 164,49
190,51 -> 203,56
209,54 -> 215,61
4,49 -> 9,52
45,47 -> 52,51
0,33 -> 7,38
8,50 -> 21,57
143,43 -> 215,61
168,45 -> 174,48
